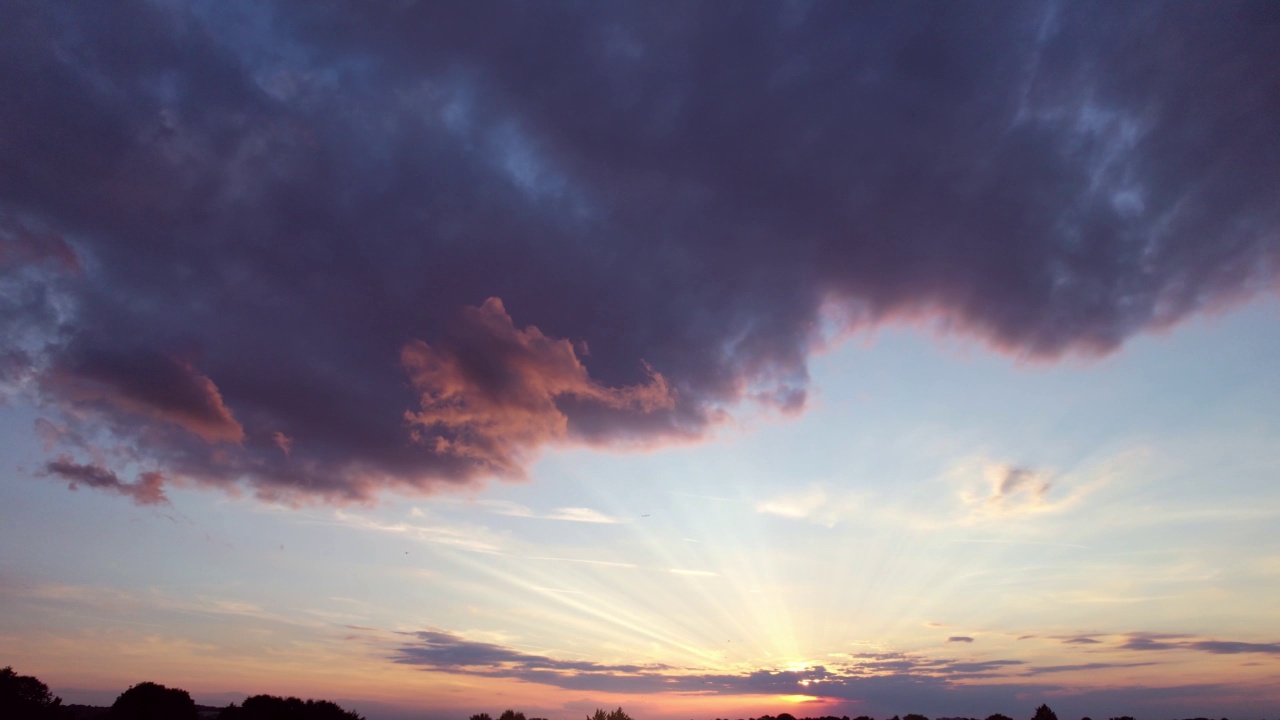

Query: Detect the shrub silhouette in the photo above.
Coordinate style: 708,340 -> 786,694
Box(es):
218,694 -> 364,720
107,681 -> 196,720
904,714 -> 929,720
986,715 -> 1014,720
1,667 -> 66,720
500,710 -> 527,720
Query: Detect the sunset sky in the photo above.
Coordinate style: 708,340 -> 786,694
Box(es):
2,2 -> 1279,719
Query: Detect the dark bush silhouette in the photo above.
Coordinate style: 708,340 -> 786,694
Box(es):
1,667 -> 66,720
986,715 -> 1013,720
777,713 -> 797,720
218,694 -> 363,720
470,714 -> 493,720
904,714 -> 929,720
107,682 -> 196,720
501,710 -> 527,720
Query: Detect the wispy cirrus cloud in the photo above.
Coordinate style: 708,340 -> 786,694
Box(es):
476,500 -> 623,524
755,485 -> 861,526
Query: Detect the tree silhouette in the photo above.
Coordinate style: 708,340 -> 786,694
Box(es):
986,715 -> 1014,720
500,710 -> 527,720
218,694 -> 364,720
1032,706 -> 1059,720
588,708 -> 634,720
904,714 -> 929,720
107,681 -> 196,720
470,714 -> 493,720
1,667 -> 66,720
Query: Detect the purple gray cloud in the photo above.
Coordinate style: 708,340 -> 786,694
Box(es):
2,1 -> 1277,502
1120,632 -> 1280,655
392,629 -> 1280,718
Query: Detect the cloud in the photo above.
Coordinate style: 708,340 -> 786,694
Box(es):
40,457 -> 169,506
1120,632 -> 1280,655
947,636 -> 974,643
756,486 -> 832,520
1023,662 -> 1156,675
951,458 -> 1107,524
2,1 -> 1277,502
544,507 -> 621,524
475,499 -> 622,524
402,297 -> 678,477
393,631 -> 1027,696
983,465 -> 1052,509
394,630 -> 670,678
668,568 -> 719,578
1059,635 -> 1102,645
48,347 -> 245,443
755,484 -> 861,526
391,631 -> 1280,716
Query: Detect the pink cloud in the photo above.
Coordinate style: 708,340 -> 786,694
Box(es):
41,456 -> 169,506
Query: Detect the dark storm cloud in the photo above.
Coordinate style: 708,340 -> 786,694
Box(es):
2,1 -> 1278,500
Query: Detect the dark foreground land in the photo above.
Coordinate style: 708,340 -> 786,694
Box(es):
2,665 -> 1264,720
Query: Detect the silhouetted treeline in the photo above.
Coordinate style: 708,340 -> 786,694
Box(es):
2,667 -> 67,720
2,667 -> 362,720
2,667 -> 1262,720
699,709 -> 1242,720
219,694 -> 364,720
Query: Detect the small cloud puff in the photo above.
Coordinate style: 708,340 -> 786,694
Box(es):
40,457 -> 169,506
755,484 -> 860,527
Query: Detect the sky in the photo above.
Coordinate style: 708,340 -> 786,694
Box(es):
1,1 -> 1279,719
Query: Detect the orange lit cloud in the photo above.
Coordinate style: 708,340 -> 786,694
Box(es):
402,298 -> 676,476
